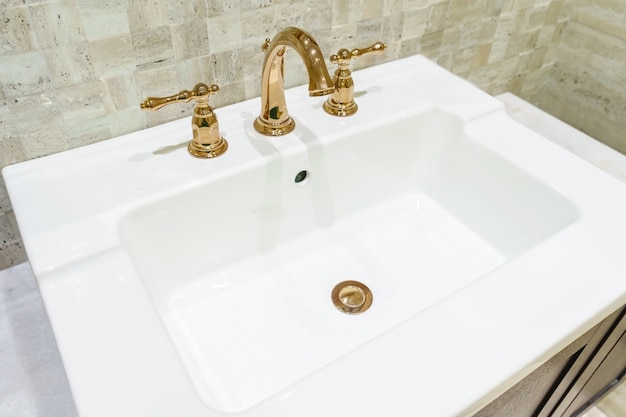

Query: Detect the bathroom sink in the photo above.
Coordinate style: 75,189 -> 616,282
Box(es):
119,109 -> 577,412
4,55 -> 626,417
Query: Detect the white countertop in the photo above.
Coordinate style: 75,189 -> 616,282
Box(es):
2,74 -> 626,416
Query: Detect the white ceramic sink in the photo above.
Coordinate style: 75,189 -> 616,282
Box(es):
4,55 -> 626,417
119,109 -> 577,411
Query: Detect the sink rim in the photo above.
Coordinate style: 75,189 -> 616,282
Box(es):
4,55 -> 626,417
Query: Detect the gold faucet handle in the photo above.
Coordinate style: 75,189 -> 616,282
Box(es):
140,83 -> 219,111
323,42 -> 386,117
329,41 -> 387,65
139,83 -> 227,159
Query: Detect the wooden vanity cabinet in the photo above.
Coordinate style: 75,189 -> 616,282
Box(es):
473,305 -> 626,417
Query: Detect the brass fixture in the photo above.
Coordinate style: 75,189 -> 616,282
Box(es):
331,280 -> 373,315
140,83 -> 228,158
254,27 -> 335,136
323,42 -> 386,117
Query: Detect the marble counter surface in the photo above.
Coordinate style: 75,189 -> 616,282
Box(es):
0,262 -> 77,417
1,93 -> 625,417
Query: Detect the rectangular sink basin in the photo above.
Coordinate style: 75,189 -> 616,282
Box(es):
4,55 -> 626,417
119,109 -> 577,411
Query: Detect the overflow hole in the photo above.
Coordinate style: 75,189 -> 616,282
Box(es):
294,170 -> 308,184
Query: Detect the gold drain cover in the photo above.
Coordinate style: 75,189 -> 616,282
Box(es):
331,280 -> 373,314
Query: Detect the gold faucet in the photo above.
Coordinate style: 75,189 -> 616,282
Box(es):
254,27 -> 335,136
140,83 -> 228,158
323,42 -> 386,117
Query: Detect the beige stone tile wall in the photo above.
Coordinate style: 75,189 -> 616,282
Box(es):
0,0 -> 569,269
536,0 -> 626,155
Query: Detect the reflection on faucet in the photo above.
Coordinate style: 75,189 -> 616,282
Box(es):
254,27 -> 335,137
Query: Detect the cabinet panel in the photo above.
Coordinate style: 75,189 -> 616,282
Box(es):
558,311 -> 626,417
472,327 -> 595,417
537,306 -> 626,417
570,332 -> 626,416
473,305 -> 626,417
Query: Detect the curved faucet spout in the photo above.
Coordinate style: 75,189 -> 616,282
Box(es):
254,27 -> 334,136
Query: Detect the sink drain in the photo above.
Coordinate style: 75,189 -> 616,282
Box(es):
331,280 -> 373,314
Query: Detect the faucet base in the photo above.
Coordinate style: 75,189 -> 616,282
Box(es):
254,116 -> 296,136
323,97 -> 358,117
187,136 -> 228,158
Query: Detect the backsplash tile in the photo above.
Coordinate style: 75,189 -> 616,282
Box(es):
537,0 -> 626,155
0,0 -> 622,269
29,0 -> 85,49
1,6 -> 37,52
